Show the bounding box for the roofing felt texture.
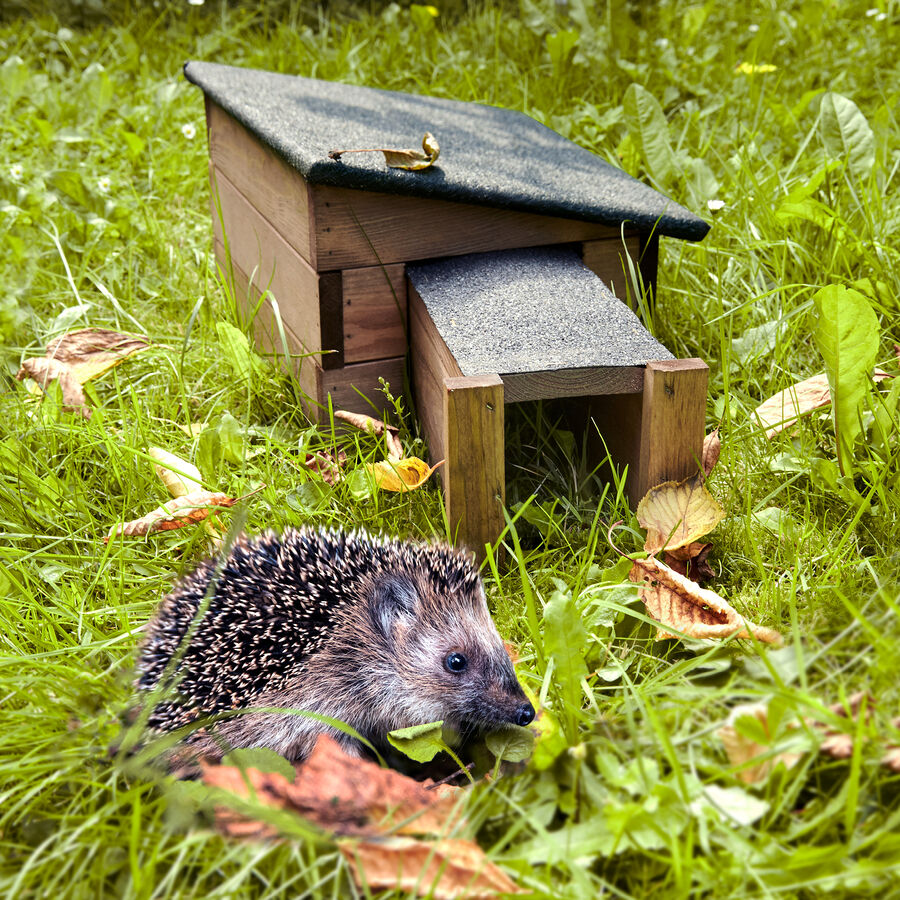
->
[407,247,673,377]
[184,61,709,242]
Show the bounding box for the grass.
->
[2,0,900,897]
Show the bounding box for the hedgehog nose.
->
[514,702,535,727]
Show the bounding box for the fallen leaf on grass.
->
[329,133,440,171]
[104,490,237,542]
[16,357,90,417]
[201,735,463,840]
[335,410,405,461]
[702,428,721,477]
[664,542,715,584]
[45,327,149,381]
[367,457,444,492]
[338,836,523,900]
[305,449,348,485]
[149,447,203,498]
[717,703,803,784]
[637,471,725,555]
[628,554,782,644]
[754,371,890,438]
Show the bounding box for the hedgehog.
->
[136,528,534,762]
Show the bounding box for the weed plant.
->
[1,1,899,897]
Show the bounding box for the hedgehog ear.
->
[371,574,419,639]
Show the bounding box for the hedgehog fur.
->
[136,528,533,762]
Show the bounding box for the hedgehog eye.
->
[444,652,468,673]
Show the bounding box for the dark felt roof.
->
[407,248,673,376]
[184,61,709,242]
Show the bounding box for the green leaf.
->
[387,720,446,763]
[812,285,880,476]
[485,725,535,763]
[622,83,675,185]
[543,589,588,732]
[546,29,579,70]
[216,321,261,382]
[218,412,244,464]
[221,747,296,782]
[818,92,875,179]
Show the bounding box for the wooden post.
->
[443,375,505,560]
[633,358,707,501]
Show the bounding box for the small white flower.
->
[97,176,111,194]
[654,37,669,49]
[865,8,879,16]
[57,27,74,41]
[707,199,726,212]
[188,0,204,5]
[181,122,196,140]
[9,163,23,181]
[748,23,759,32]
[875,11,887,20]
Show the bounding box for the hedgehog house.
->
[185,61,711,554]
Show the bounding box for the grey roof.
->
[184,61,709,242]
[407,247,673,377]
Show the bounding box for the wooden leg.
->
[443,375,505,560]
[633,358,708,501]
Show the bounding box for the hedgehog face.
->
[368,573,534,734]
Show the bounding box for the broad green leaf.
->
[216,321,261,382]
[818,92,875,179]
[543,589,588,727]
[485,725,535,763]
[812,285,879,476]
[546,29,579,70]
[387,720,446,763]
[622,83,675,185]
[218,412,244,464]
[222,747,296,782]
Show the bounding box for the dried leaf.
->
[717,703,802,784]
[334,410,404,461]
[177,422,207,438]
[367,457,444,492]
[105,490,236,542]
[16,357,90,418]
[328,133,440,171]
[702,428,721,477]
[338,836,523,900]
[629,556,782,644]
[637,471,725,555]
[305,449,348,485]
[149,447,203,498]
[664,542,714,584]
[201,735,463,839]
[45,327,149,383]
[754,371,889,438]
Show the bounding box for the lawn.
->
[1,0,899,897]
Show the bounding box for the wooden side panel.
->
[409,283,463,466]
[581,232,642,301]
[216,239,406,419]
[444,375,505,558]
[635,358,708,501]
[502,366,644,403]
[206,100,314,267]
[209,165,334,366]
[342,264,408,364]
[311,184,621,270]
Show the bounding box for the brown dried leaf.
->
[149,447,203,499]
[367,457,444,492]
[664,542,714,584]
[637,471,725,555]
[329,133,440,172]
[105,490,236,542]
[201,735,463,839]
[702,428,721,477]
[334,410,404,461]
[338,836,523,900]
[16,357,90,417]
[45,327,149,383]
[717,703,803,784]
[305,449,348,485]
[754,371,890,438]
[629,556,782,644]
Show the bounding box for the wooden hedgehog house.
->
[185,61,711,554]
